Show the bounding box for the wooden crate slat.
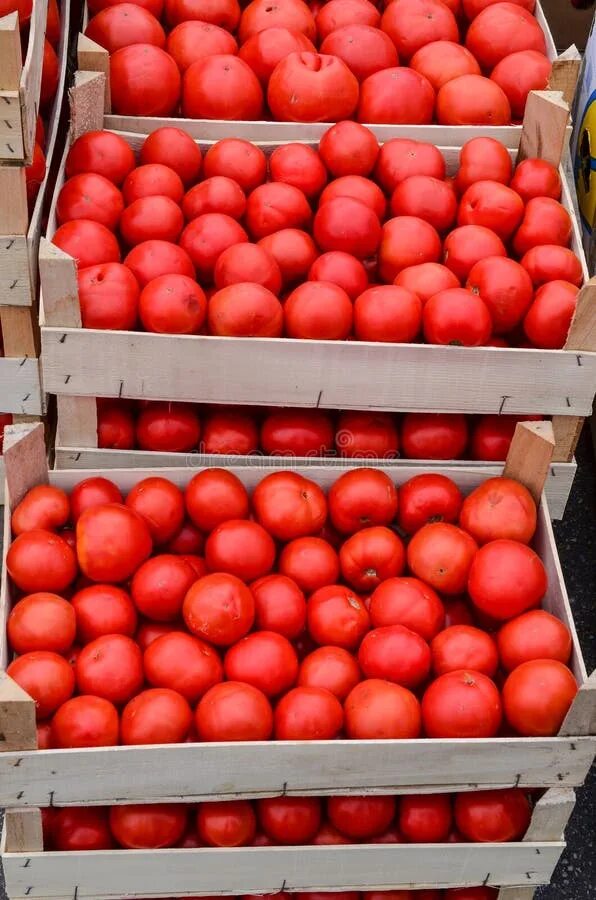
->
[0,357,44,415]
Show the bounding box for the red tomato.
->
[391,176,457,233]
[329,468,398,534]
[437,74,511,125]
[369,577,445,641]
[125,476,185,544]
[375,139,445,193]
[260,409,334,456]
[251,574,306,638]
[410,41,480,91]
[25,141,46,206]
[7,530,77,593]
[520,245,583,287]
[399,794,453,842]
[76,503,152,582]
[203,139,266,192]
[454,788,531,842]
[97,403,135,450]
[197,800,256,847]
[78,262,139,330]
[66,130,135,185]
[502,659,577,735]
[274,686,344,739]
[70,477,122,522]
[468,539,547,620]
[354,285,423,342]
[422,669,502,737]
[466,257,533,335]
[53,219,120,268]
[307,584,370,649]
[138,623,180,653]
[110,804,187,848]
[398,471,464,529]
[395,263,459,304]
[444,891,498,900]
[318,121,379,177]
[321,24,398,82]
[86,4,165,53]
[497,609,572,671]
[180,213,248,280]
[183,573,255,645]
[423,287,493,346]
[214,243,281,294]
[470,414,535,461]
[340,526,405,591]
[514,198,572,257]
[312,824,352,845]
[257,797,321,843]
[285,281,353,340]
[317,173,383,217]
[278,537,340,593]
[466,3,546,70]
[57,174,124,230]
[259,228,318,285]
[239,28,316,86]
[357,67,435,125]
[72,584,137,643]
[183,54,264,119]
[144,630,222,701]
[7,652,75,719]
[431,625,498,677]
[316,0,380,41]
[344,678,421,738]
[239,0,316,42]
[407,522,478,595]
[336,410,399,458]
[209,282,283,337]
[8,592,76,654]
[183,177,246,221]
[196,680,273,740]
[510,159,562,203]
[52,807,114,851]
[121,688,192,744]
[459,181,524,242]
[205,519,274,581]
[120,195,184,246]
[378,217,442,281]
[523,280,579,349]
[456,137,512,194]
[110,45,181,115]
[268,52,359,122]
[459,477,537,545]
[381,0,458,61]
[270,143,327,199]
[75,634,143,704]
[185,469,249,531]
[201,408,259,455]
[309,252,368,301]
[131,555,195,622]
[140,127,202,186]
[2,0,32,26]
[359,624,431,687]
[298,646,361,700]
[253,471,327,541]
[136,403,200,452]
[246,182,311,240]
[40,40,59,107]
[491,50,551,119]
[165,0,240,28]
[224,631,298,697]
[166,520,204,555]
[167,20,238,72]
[443,225,506,282]
[51,695,119,748]
[88,0,164,13]
[328,796,396,839]
[124,240,195,287]
[139,274,206,335]
[443,597,475,627]
[11,485,69,535]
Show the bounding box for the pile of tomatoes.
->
[97,400,542,461]
[83,0,551,125]
[6,467,578,752]
[53,124,583,350]
[42,787,532,850]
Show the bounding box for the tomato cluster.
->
[97,399,542,462]
[7,468,577,749]
[53,125,583,350]
[42,787,532,849]
[83,0,550,125]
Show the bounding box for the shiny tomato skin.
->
[144,630,222,701]
[257,797,322,844]
[110,44,181,115]
[410,41,480,91]
[196,681,273,740]
[466,257,533,335]
[167,20,238,72]
[278,537,340,594]
[121,688,192,744]
[314,196,381,259]
[358,624,431,688]
[369,577,445,641]
[436,74,511,126]
[7,529,77,593]
[70,477,123,522]
[380,0,458,61]
[66,130,135,185]
[253,471,327,541]
[224,631,298,697]
[510,159,561,203]
[339,526,405,592]
[394,263,459,304]
[298,646,361,700]
[397,472,464,531]
[320,24,399,82]
[214,243,281,294]
[182,54,264,120]
[185,469,249,531]
[251,574,307,639]
[520,246,583,288]
[183,177,246,221]
[238,28,316,86]
[318,120,379,177]
[497,609,572,672]
[320,174,386,220]
[468,539,547,620]
[490,50,551,119]
[312,824,352,845]
[431,625,499,677]
[316,0,380,41]
[208,283,283,338]
[7,652,75,719]
[309,252,368,301]
[140,127,202,186]
[422,669,502,737]
[78,262,140,330]
[75,634,143,704]
[71,584,137,643]
[183,573,255,646]
[464,0,535,15]
[52,807,114,851]
[274,686,344,739]
[8,592,76,654]
[259,229,318,285]
[454,788,531,842]
[336,410,399,458]
[357,67,435,125]
[407,523,478,595]
[354,285,423,343]
[443,225,506,282]
[51,695,119,748]
[86,4,166,53]
[246,181,311,240]
[270,143,327,199]
[459,477,537,545]
[470,414,535,462]
[97,403,135,450]
[53,219,121,268]
[328,796,396,839]
[285,281,353,340]
[239,0,316,43]
[523,280,579,349]
[201,408,259,455]
[11,485,69,535]
[399,794,453,842]
[465,3,546,71]
[76,504,152,583]
[502,659,577,736]
[131,554,196,622]
[125,241,194,290]
[205,519,275,581]
[329,468,398,535]
[179,213,248,281]
[203,139,267,193]
[123,164,184,205]
[165,0,240,29]
[268,52,359,123]
[126,476,185,544]
[260,408,334,457]
[391,176,458,233]
[424,287,492,346]
[456,137,512,194]
[378,216,442,282]
[197,800,256,847]
[136,403,200,452]
[458,181,524,242]
[120,195,184,246]
[344,678,422,738]
[139,274,206,335]
[57,173,124,230]
[375,139,445,193]
[513,197,572,257]
[110,804,187,849]
[307,584,370,650]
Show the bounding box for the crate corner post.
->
[3,421,49,509]
[560,669,596,737]
[0,673,37,753]
[76,33,111,113]
[519,89,570,167]
[504,420,555,503]
[0,11,25,163]
[549,45,582,109]
[39,237,81,329]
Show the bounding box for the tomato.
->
[7,652,75,719]
[201,409,259,455]
[11,485,69,535]
[130,555,195,623]
[510,159,562,204]
[328,796,396,839]
[52,807,114,851]
[437,74,511,125]
[279,537,340,593]
[353,285,422,343]
[136,403,200,453]
[466,3,546,70]
[78,262,139,330]
[180,213,248,280]
[359,624,431,687]
[183,54,264,119]
[345,678,421,738]
[464,0,535,15]
[251,574,306,638]
[72,584,137,644]
[410,41,480,91]
[460,477,537,545]
[183,573,255,645]
[468,539,547,620]
[97,403,135,450]
[197,800,256,847]
[121,688,192,744]
[523,280,579,349]
[320,24,398,82]
[312,824,352,845]
[497,609,572,672]
[329,468,398,534]
[307,584,370,649]
[213,244,281,295]
[53,219,120,268]
[66,131,135,185]
[246,182,312,240]
[86,4,165,53]
[120,195,184,246]
[260,409,334,457]
[125,243,194,291]
[431,625,499,678]
[466,257,533,335]
[298,646,361,700]
[8,593,75,654]
[203,140,266,193]
[395,263,459,304]
[144,630,221,701]
[470,414,537,462]
[166,520,205,556]
[357,67,435,125]
[444,225,506,282]
[268,143,327,201]
[398,471,464,532]
[239,0,316,42]
[185,469,249,531]
[376,139,445,194]
[257,797,321,843]
[458,181,524,242]
[316,0,380,41]
[70,477,122,522]
[165,0,240,28]
[110,804,187,849]
[88,0,163,13]
[318,121,379,177]
[423,287,493,346]
[285,281,353,340]
[50,695,119,748]
[124,478,184,548]
[268,52,359,122]
[381,0,458,61]
[224,631,298,697]
[110,44,180,115]
[456,139,512,196]
[138,130,201,189]
[183,177,246,222]
[205,519,275,581]
[454,788,531,842]
[1,0,32,26]
[253,471,327,541]
[7,529,77,593]
[309,252,368,300]
[514,198,572,257]
[25,141,46,207]
[75,634,143,704]
[422,669,502,737]
[340,526,405,592]
[443,597,474,628]
[503,659,577,736]
[399,794,453,842]
[239,28,316,86]
[391,176,457,233]
[167,20,238,72]
[520,245,583,287]
[274,685,344,739]
[491,50,551,119]
[407,523,478,595]
[378,217,442,282]
[196,681,273,740]
[75,503,152,582]
[56,173,124,231]
[369,577,444,641]
[139,274,206,334]
[40,39,59,107]
[336,410,398,458]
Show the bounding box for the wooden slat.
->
[39,239,81,328]
[3,422,48,508]
[548,46,582,109]
[77,34,111,112]
[0,675,37,751]
[0,164,28,234]
[561,671,596,737]
[3,808,43,852]
[55,395,98,446]
[551,416,584,464]
[0,13,24,161]
[504,421,555,503]
[0,356,43,415]
[525,788,576,842]
[0,306,40,358]
[18,0,48,163]
[518,91,570,168]
[70,70,107,140]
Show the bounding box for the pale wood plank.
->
[18,0,48,163]
[0,306,39,358]
[519,91,570,168]
[524,788,576,841]
[503,421,555,503]
[69,70,107,141]
[38,239,81,328]
[3,421,48,508]
[0,674,36,751]
[77,34,111,112]
[548,46,582,109]
[0,234,33,306]
[56,396,98,447]
[3,808,42,852]
[0,13,24,161]
[0,165,28,235]
[560,671,596,737]
[565,277,596,352]
[0,357,43,415]
[497,889,535,900]
[552,416,584,463]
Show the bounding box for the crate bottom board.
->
[53,449,578,520]
[0,841,565,899]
